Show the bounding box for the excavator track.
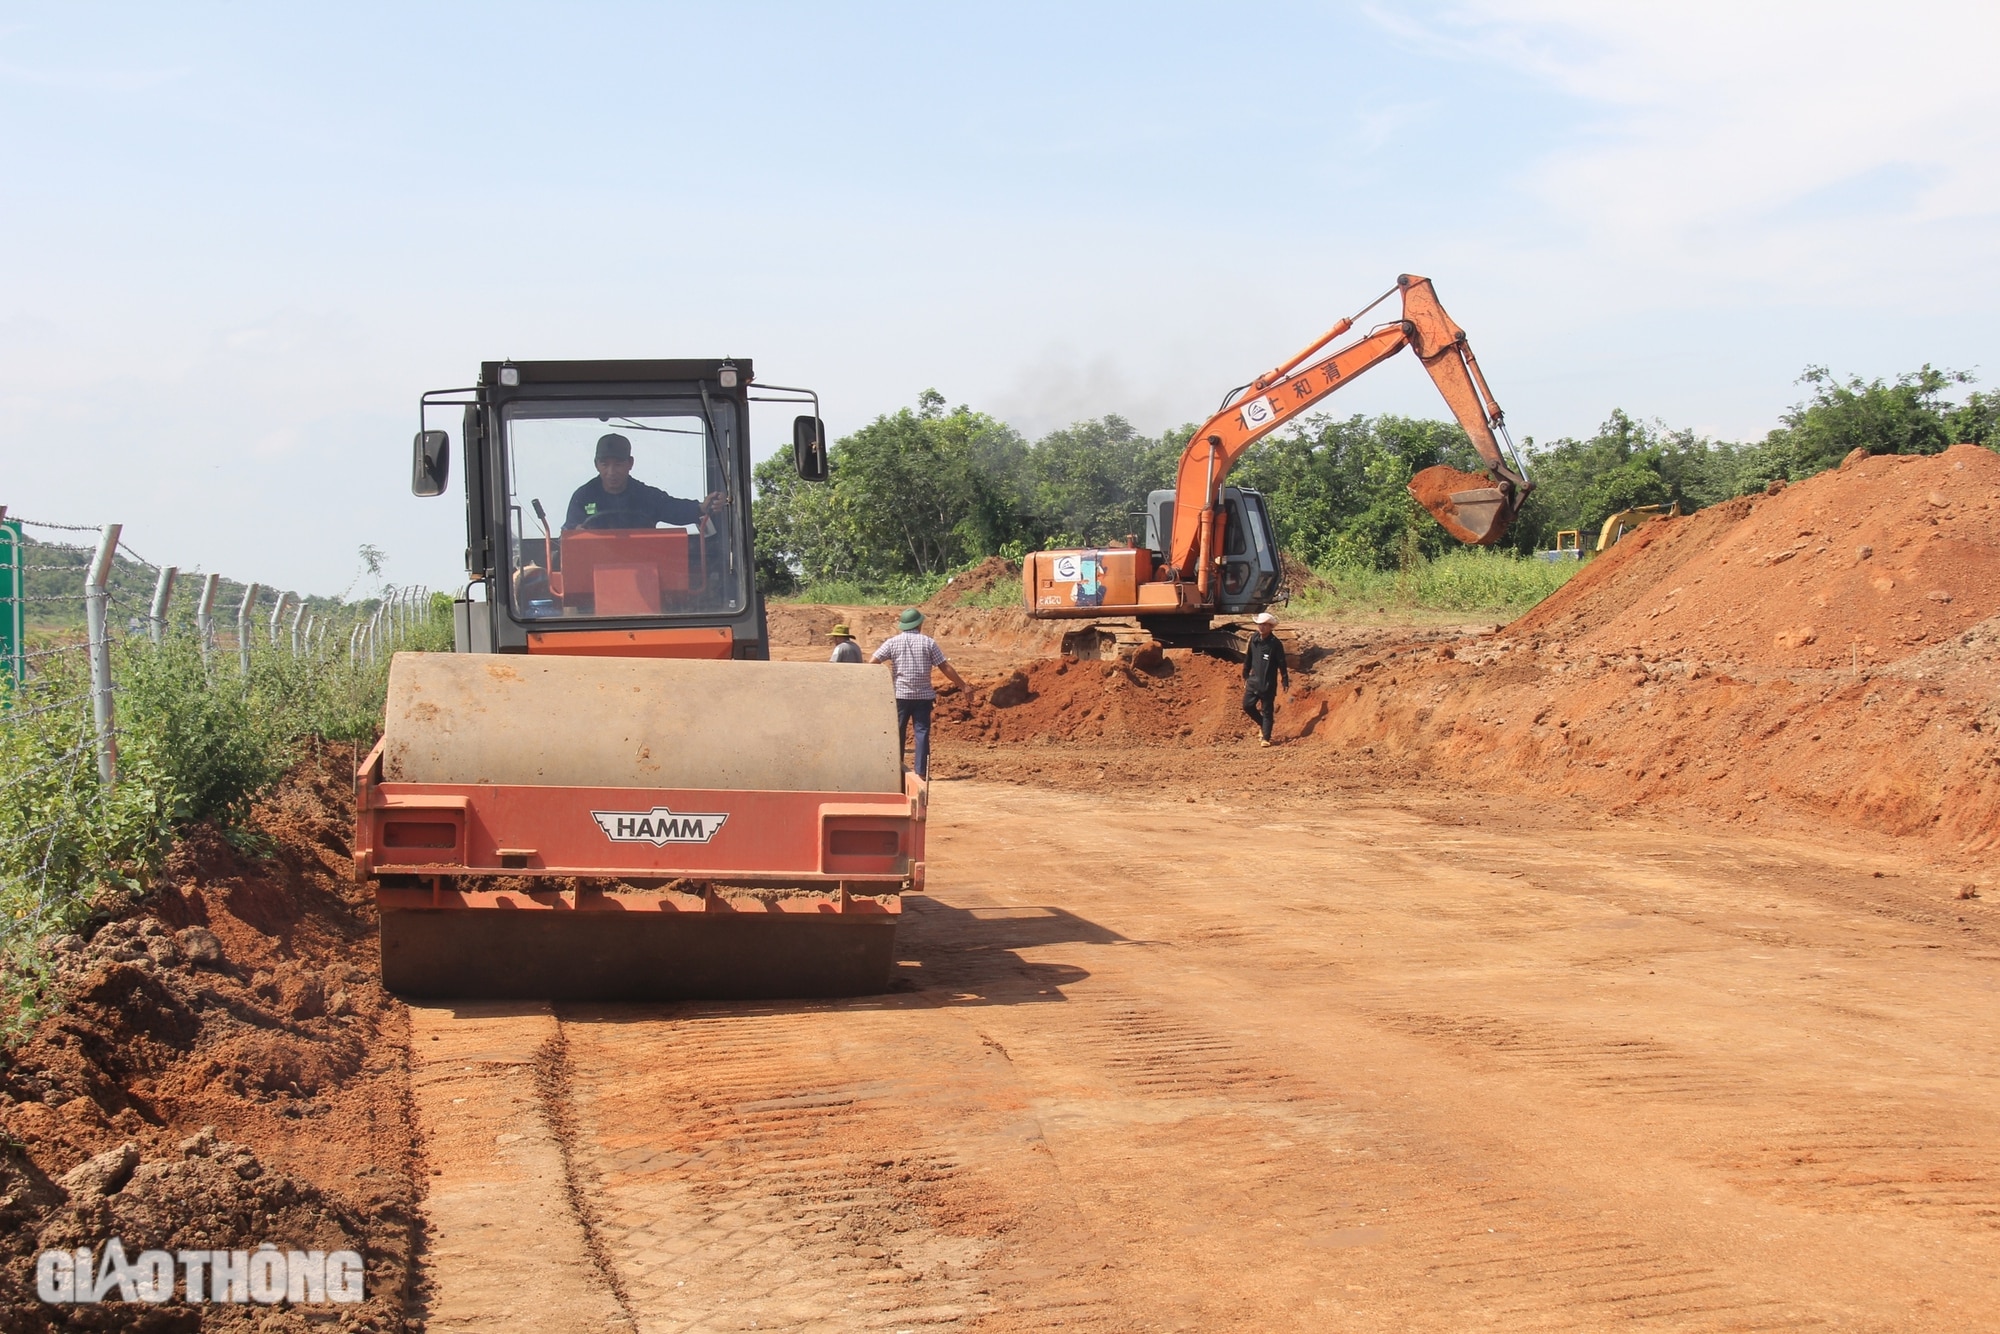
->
[1061,621,1307,666]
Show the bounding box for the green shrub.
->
[0,597,454,1032]
[1289,547,1577,618]
[117,633,289,829]
[772,573,947,606]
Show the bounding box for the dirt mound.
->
[924,557,1021,610]
[764,602,1066,672]
[1515,444,2000,671]
[1288,446,2000,850]
[941,652,1266,750]
[0,749,417,1329]
[933,449,2000,852]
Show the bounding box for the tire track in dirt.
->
[964,971,1804,1333]
[1380,1011,1771,1101]
[1715,1121,2000,1232]
[534,1024,642,1325]
[1377,1007,2000,1235]
[409,782,2000,1330]
[554,1003,1122,1332]
[916,782,2000,1330]
[901,878,1795,1331]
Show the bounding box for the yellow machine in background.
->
[1596,502,1680,552]
[1539,529,1583,562]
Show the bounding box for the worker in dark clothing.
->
[564,432,722,532]
[1241,611,1290,747]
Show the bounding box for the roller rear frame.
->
[356,705,926,1001]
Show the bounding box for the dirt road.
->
[412,779,2000,1332]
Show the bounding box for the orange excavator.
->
[1023,274,1531,656]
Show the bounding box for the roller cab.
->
[380,359,909,1000]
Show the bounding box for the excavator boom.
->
[1165,274,1530,576]
[1023,274,1526,646]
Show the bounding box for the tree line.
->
[753,367,1999,591]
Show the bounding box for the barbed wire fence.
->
[0,504,435,978]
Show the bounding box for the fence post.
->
[238,583,259,677]
[302,611,316,656]
[268,592,290,646]
[195,573,220,664]
[84,524,121,785]
[290,600,306,656]
[148,565,178,644]
[0,506,22,691]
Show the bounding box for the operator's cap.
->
[827,624,853,638]
[1254,612,1276,625]
[595,432,633,462]
[897,607,924,631]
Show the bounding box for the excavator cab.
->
[1142,486,1280,613]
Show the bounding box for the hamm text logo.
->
[591,807,728,845]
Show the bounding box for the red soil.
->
[923,556,1022,610]
[1514,444,2000,669]
[937,447,2000,854]
[764,601,1065,672]
[0,749,418,1331]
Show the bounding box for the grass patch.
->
[953,581,1023,609]
[0,599,452,1035]
[771,572,948,607]
[1288,548,1579,619]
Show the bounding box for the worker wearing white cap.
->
[1241,612,1290,747]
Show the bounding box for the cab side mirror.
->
[412,430,450,496]
[792,415,828,483]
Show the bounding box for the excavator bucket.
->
[356,654,922,1001]
[1409,464,1514,546]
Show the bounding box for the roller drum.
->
[382,652,903,793]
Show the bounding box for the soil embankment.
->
[936,445,2000,852]
[0,751,418,1331]
[766,600,1065,672]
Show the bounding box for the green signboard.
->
[0,517,21,691]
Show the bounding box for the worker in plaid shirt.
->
[871,607,967,779]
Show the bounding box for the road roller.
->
[352,358,923,1000]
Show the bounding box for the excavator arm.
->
[1165,274,1531,579]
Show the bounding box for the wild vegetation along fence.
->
[0,504,442,1021]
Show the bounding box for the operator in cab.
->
[565,432,723,532]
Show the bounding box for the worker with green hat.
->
[870,607,967,779]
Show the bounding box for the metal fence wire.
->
[0,505,430,954]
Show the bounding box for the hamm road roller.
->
[353,359,924,999]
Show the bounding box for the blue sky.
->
[3,2,1995,594]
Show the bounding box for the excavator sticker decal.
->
[1238,396,1275,430]
[591,806,730,845]
[1073,550,1105,607]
